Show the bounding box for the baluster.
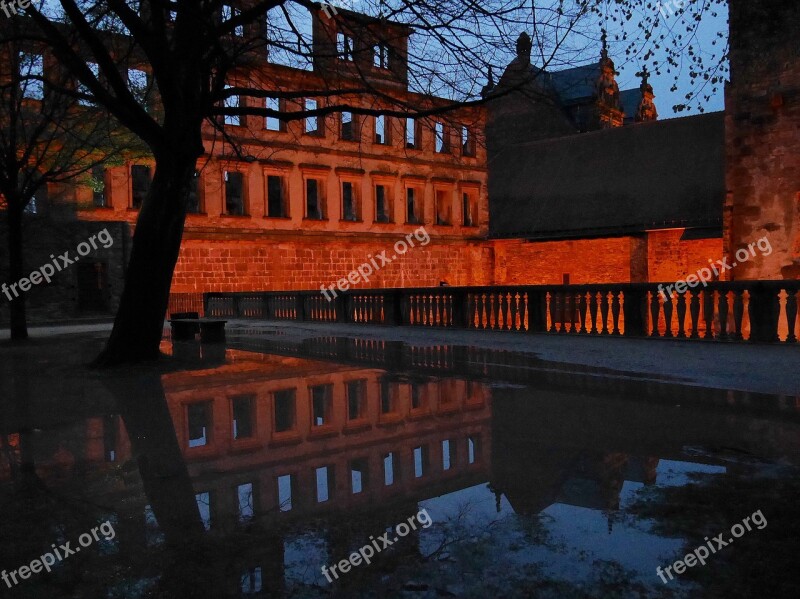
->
[662,292,674,338]
[564,292,574,333]
[600,291,610,334]
[675,292,687,338]
[703,290,715,339]
[611,290,621,335]
[786,287,798,343]
[732,290,744,341]
[650,292,661,337]
[520,292,528,331]
[689,291,700,338]
[547,292,557,333]
[718,291,730,341]
[509,292,519,331]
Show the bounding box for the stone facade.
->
[725,0,800,280]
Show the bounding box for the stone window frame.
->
[458,181,481,228]
[432,179,455,226]
[262,163,291,219]
[220,162,250,217]
[129,162,153,210]
[402,175,426,225]
[300,164,330,221]
[336,167,364,223]
[371,172,396,224]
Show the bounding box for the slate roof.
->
[488,111,725,239]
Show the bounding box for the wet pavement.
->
[0,330,798,598]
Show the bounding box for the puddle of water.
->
[0,334,798,598]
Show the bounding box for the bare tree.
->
[21,0,726,364]
[0,17,139,340]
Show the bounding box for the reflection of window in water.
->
[187,402,211,447]
[316,466,332,502]
[411,382,425,409]
[468,435,481,464]
[414,446,429,478]
[442,439,454,470]
[238,482,254,521]
[240,567,262,594]
[278,474,293,512]
[311,385,332,426]
[274,389,296,432]
[350,458,368,494]
[232,395,255,440]
[384,452,397,486]
[380,378,396,414]
[195,491,212,530]
[347,379,366,420]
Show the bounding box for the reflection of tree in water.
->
[628,468,800,599]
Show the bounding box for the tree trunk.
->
[7,201,28,341]
[94,153,196,366]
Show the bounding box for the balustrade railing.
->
[204,281,800,343]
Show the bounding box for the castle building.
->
[1,0,796,326]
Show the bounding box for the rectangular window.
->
[337,32,354,61]
[468,435,481,464]
[277,474,293,511]
[222,5,244,36]
[346,380,366,420]
[195,491,212,530]
[273,389,296,433]
[374,44,390,69]
[237,483,254,521]
[341,181,358,221]
[461,126,476,156]
[462,191,475,226]
[20,53,44,100]
[187,170,201,213]
[224,85,242,126]
[310,384,332,427]
[315,466,333,502]
[380,379,396,414]
[187,402,212,448]
[374,115,388,145]
[131,165,151,209]
[435,122,449,153]
[91,166,107,208]
[411,382,426,409]
[435,189,451,225]
[305,98,321,136]
[413,446,429,478]
[442,439,455,470]
[224,170,246,215]
[406,118,420,149]
[232,395,255,440]
[266,175,287,217]
[375,184,390,223]
[305,178,324,219]
[265,96,283,131]
[350,458,368,494]
[383,452,398,486]
[341,112,356,141]
[406,187,421,224]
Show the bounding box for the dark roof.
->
[545,64,600,101]
[489,112,725,239]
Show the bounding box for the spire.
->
[480,64,495,98]
[635,67,658,122]
[516,32,532,64]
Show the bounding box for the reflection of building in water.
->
[159,351,491,527]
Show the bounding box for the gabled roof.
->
[489,111,725,239]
